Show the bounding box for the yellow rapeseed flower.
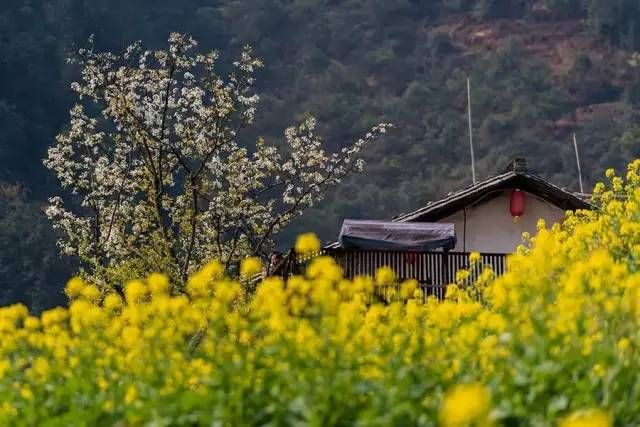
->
[186,261,224,298]
[353,275,373,294]
[375,266,395,286]
[592,363,605,377]
[0,360,10,380]
[605,168,615,179]
[41,307,68,328]
[400,279,418,299]
[187,272,210,298]
[30,357,50,379]
[125,280,147,304]
[124,384,137,404]
[455,269,470,282]
[65,277,85,298]
[81,284,101,302]
[23,316,40,330]
[20,387,34,400]
[103,293,122,311]
[617,337,631,353]
[295,232,321,255]
[147,273,170,295]
[239,330,251,345]
[200,261,225,280]
[98,377,109,391]
[121,326,140,349]
[0,401,16,417]
[439,383,492,427]
[306,256,343,281]
[102,400,114,412]
[240,257,262,278]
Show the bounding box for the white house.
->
[278,158,592,291]
[391,158,591,254]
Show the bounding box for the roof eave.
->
[394,171,593,223]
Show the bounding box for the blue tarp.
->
[339,220,456,251]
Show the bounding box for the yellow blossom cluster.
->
[295,232,321,255]
[3,161,640,425]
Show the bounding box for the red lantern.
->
[510,189,526,220]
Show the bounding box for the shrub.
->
[4,161,640,425]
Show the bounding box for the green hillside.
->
[2,0,640,309]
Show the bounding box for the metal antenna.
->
[572,132,584,194]
[467,78,477,184]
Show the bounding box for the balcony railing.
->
[326,248,506,282]
[275,249,508,300]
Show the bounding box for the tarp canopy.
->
[339,220,456,251]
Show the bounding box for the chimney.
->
[502,158,527,173]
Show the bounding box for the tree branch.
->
[181,176,199,282]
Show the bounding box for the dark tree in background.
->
[0,184,73,312]
[2,0,640,310]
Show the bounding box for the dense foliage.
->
[3,0,640,308]
[2,160,640,425]
[0,184,72,312]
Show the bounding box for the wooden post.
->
[467,78,477,185]
[572,132,584,194]
[441,250,449,299]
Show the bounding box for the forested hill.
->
[3,0,640,309]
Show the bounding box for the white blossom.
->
[45,33,391,286]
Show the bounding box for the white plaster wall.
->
[439,191,566,253]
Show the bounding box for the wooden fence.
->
[272,249,508,299]
[325,249,506,282]
[309,249,508,299]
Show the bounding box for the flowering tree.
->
[44,33,390,287]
